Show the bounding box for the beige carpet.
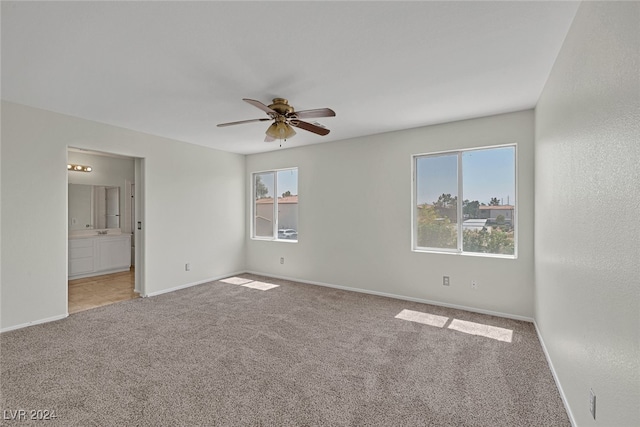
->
[1,274,569,426]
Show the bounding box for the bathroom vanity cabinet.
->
[69,234,131,279]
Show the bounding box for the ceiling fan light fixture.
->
[266,122,296,140]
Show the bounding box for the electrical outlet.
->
[443,276,450,286]
[280,257,284,265]
[185,263,190,271]
[589,389,596,420]
[471,280,478,290]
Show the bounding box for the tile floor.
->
[68,268,139,314]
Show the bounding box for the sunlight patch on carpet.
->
[242,281,280,291]
[220,277,254,285]
[448,319,513,343]
[395,309,449,328]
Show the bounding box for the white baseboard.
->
[1,313,68,333]
[534,320,577,427]
[245,270,534,323]
[143,271,246,298]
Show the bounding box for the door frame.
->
[66,148,146,302]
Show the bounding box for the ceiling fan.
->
[217,98,336,143]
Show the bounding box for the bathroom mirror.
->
[69,184,120,230]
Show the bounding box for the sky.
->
[277,169,298,195]
[416,146,515,206]
[255,168,298,198]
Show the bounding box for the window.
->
[413,145,516,256]
[253,168,298,241]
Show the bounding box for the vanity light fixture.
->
[67,164,92,172]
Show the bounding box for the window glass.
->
[276,169,298,240]
[254,172,274,238]
[462,147,515,255]
[414,145,516,256]
[415,154,458,249]
[253,168,298,241]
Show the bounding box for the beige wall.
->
[254,201,298,236]
[255,201,274,237]
[535,2,640,425]
[277,203,298,231]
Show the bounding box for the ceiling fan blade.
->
[243,98,277,115]
[217,118,271,127]
[290,120,330,136]
[292,108,336,119]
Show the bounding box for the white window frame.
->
[251,167,298,242]
[411,144,517,259]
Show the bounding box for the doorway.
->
[67,148,145,312]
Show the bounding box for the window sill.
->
[412,248,516,260]
[251,237,298,243]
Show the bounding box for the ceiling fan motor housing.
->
[268,98,294,116]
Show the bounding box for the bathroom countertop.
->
[69,231,127,239]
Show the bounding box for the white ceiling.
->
[1,1,580,155]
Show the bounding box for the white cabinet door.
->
[70,257,95,275]
[95,235,131,272]
[69,238,94,276]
